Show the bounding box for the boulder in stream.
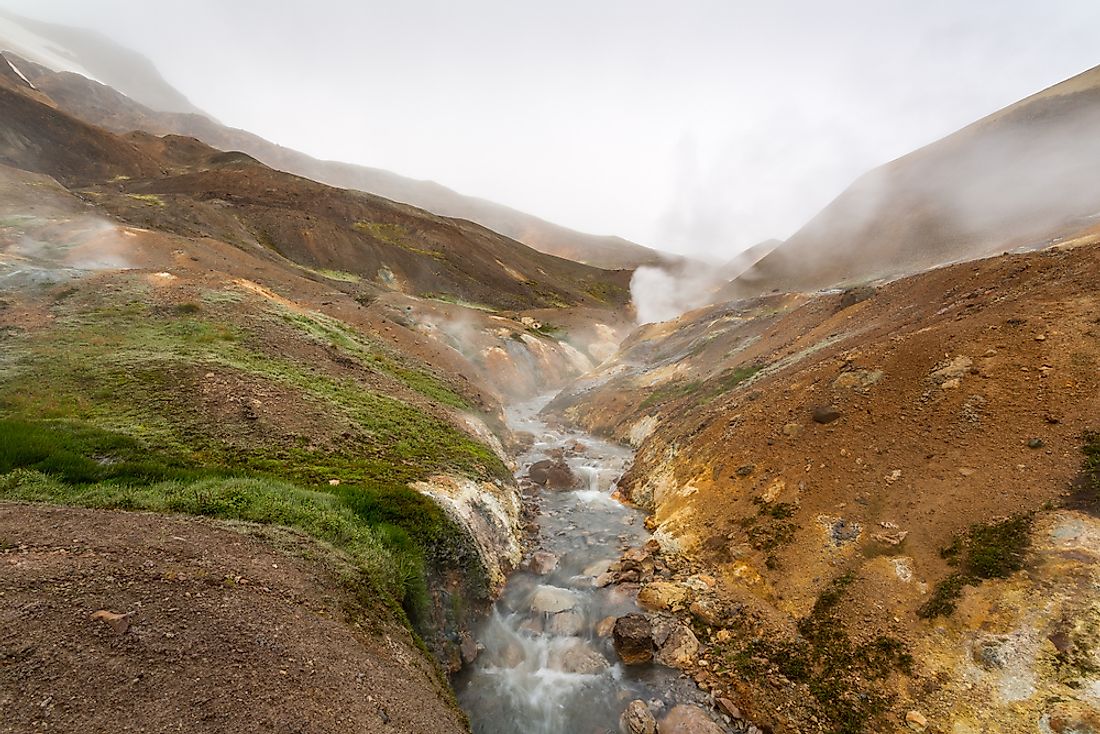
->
[550,639,609,674]
[619,699,657,734]
[530,585,578,614]
[612,613,655,665]
[525,550,559,575]
[528,458,580,490]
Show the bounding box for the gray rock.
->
[655,623,700,668]
[548,610,585,636]
[550,640,609,674]
[530,585,578,614]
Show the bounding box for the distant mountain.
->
[0,62,631,312]
[0,13,669,271]
[728,64,1100,296]
[0,10,204,115]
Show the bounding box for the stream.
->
[455,394,693,734]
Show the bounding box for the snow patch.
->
[3,54,35,89]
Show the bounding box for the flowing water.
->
[456,394,691,734]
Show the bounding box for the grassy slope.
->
[0,277,508,625]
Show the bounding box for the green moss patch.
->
[717,573,912,734]
[919,514,1033,618]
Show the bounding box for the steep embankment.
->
[0,504,468,734]
[728,64,1100,297]
[550,239,1100,733]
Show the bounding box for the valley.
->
[1,11,1099,734]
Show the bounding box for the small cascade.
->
[455,394,691,733]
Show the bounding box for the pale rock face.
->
[412,474,521,593]
[628,415,660,447]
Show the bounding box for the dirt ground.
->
[0,503,468,734]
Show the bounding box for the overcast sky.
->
[4,1,1099,257]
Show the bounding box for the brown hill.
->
[729,64,1100,296]
[0,72,631,312]
[548,234,1100,733]
[0,44,668,270]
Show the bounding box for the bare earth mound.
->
[0,504,467,734]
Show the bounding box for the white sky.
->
[5,1,1099,256]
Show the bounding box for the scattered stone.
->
[717,698,742,720]
[327,478,341,486]
[612,613,655,665]
[459,634,480,664]
[530,585,578,614]
[1027,437,1045,449]
[637,581,690,611]
[958,467,976,476]
[658,704,726,734]
[735,464,755,478]
[811,405,842,424]
[595,615,617,637]
[782,422,802,437]
[905,710,929,731]
[872,527,908,547]
[90,610,132,635]
[526,551,559,575]
[689,598,722,627]
[619,699,657,734]
[930,355,973,383]
[655,624,700,668]
[885,469,903,484]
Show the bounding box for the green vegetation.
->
[0,282,507,627]
[353,221,444,259]
[584,280,629,305]
[640,364,764,409]
[1067,431,1100,513]
[718,573,912,734]
[418,292,499,313]
[919,514,1033,618]
[639,380,702,409]
[528,322,563,338]
[275,306,472,409]
[739,497,797,569]
[125,193,165,207]
[298,266,362,283]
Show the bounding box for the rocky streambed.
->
[455,395,755,734]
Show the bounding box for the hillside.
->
[548,234,1100,732]
[0,51,634,702]
[728,64,1100,296]
[0,69,631,312]
[0,22,668,270]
